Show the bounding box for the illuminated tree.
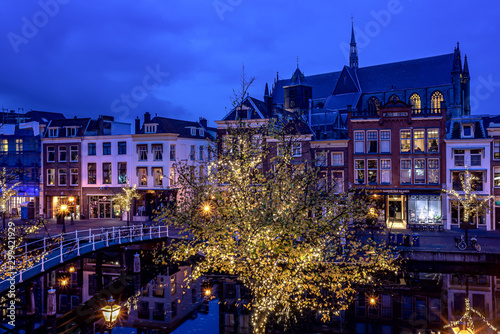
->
[156,121,399,333]
[0,168,20,230]
[113,182,141,226]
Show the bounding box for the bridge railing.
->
[0,224,169,288]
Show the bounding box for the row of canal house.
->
[40,112,215,220]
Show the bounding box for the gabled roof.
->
[222,96,284,121]
[44,118,90,138]
[142,117,215,140]
[447,116,488,140]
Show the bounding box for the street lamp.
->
[59,204,68,233]
[68,197,75,225]
[101,297,121,333]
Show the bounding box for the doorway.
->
[388,195,406,228]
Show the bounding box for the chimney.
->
[144,112,151,124]
[199,117,207,128]
[97,116,104,136]
[135,117,141,134]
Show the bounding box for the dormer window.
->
[48,128,59,137]
[190,128,196,136]
[462,124,473,138]
[66,127,77,137]
[199,128,204,137]
[145,124,157,134]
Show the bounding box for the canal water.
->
[2,246,500,334]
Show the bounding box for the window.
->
[70,168,78,186]
[332,152,343,166]
[102,163,112,184]
[199,146,204,160]
[495,167,500,187]
[47,146,55,162]
[170,144,176,161]
[118,142,126,155]
[59,146,67,162]
[58,169,67,186]
[199,128,204,137]
[354,160,365,185]
[367,160,378,184]
[137,144,148,161]
[47,169,55,186]
[409,93,421,113]
[48,128,58,137]
[152,144,163,161]
[103,142,111,155]
[454,150,465,166]
[190,128,196,136]
[471,149,481,166]
[367,131,378,153]
[0,139,7,152]
[169,167,175,186]
[316,151,327,167]
[292,143,302,157]
[452,172,482,192]
[380,130,391,153]
[70,146,78,162]
[118,162,127,184]
[367,96,380,112]
[190,145,195,160]
[15,139,22,152]
[494,141,500,159]
[413,130,425,152]
[401,159,411,184]
[427,129,439,152]
[400,130,411,153]
[145,125,156,133]
[388,94,400,102]
[354,131,364,154]
[471,172,483,191]
[381,159,391,184]
[414,159,425,184]
[137,167,147,186]
[153,167,163,186]
[66,127,76,137]
[88,143,96,156]
[463,124,473,138]
[431,91,443,111]
[88,163,96,184]
[332,171,343,193]
[428,159,439,185]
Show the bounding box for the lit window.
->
[47,146,55,162]
[15,139,22,152]
[400,159,411,184]
[118,162,127,184]
[47,169,55,186]
[367,160,378,184]
[103,142,111,155]
[88,143,96,156]
[292,143,302,157]
[137,144,148,161]
[414,159,425,184]
[58,169,66,186]
[354,131,365,154]
[137,167,148,186]
[431,91,443,111]
[367,131,378,153]
[427,129,439,152]
[471,149,482,166]
[102,163,111,184]
[494,167,500,187]
[413,130,425,153]
[354,160,365,185]
[70,146,78,162]
[0,139,7,152]
[152,144,163,161]
[454,150,465,167]
[316,151,327,167]
[494,141,500,159]
[380,130,391,153]
[153,167,163,186]
[332,152,343,166]
[380,159,391,184]
[367,96,379,112]
[88,163,96,184]
[428,159,439,185]
[59,146,67,162]
[409,93,421,113]
[70,168,78,186]
[169,167,175,186]
[190,145,195,160]
[400,130,411,153]
[170,144,176,161]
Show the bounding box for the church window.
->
[388,94,400,102]
[409,93,421,113]
[367,97,380,112]
[431,91,443,111]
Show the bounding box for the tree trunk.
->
[251,306,270,334]
[127,211,130,227]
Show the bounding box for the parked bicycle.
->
[454,234,480,251]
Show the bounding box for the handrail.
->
[0,223,170,290]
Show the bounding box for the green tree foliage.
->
[156,122,399,333]
[114,182,141,226]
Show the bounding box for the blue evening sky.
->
[1,0,499,127]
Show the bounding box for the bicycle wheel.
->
[475,243,481,252]
[458,241,467,251]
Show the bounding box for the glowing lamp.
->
[204,289,211,296]
[101,298,121,328]
[60,205,68,211]
[204,205,210,212]
[68,197,75,203]
[60,279,68,286]
[68,266,75,273]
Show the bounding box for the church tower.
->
[284,62,312,111]
[349,21,359,69]
[451,43,463,118]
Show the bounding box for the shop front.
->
[88,195,120,219]
[408,195,442,225]
[45,195,81,219]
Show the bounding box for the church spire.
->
[349,17,358,69]
[452,42,462,73]
[264,83,269,97]
[463,54,470,78]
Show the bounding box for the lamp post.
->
[59,204,68,233]
[68,197,75,225]
[101,297,121,333]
